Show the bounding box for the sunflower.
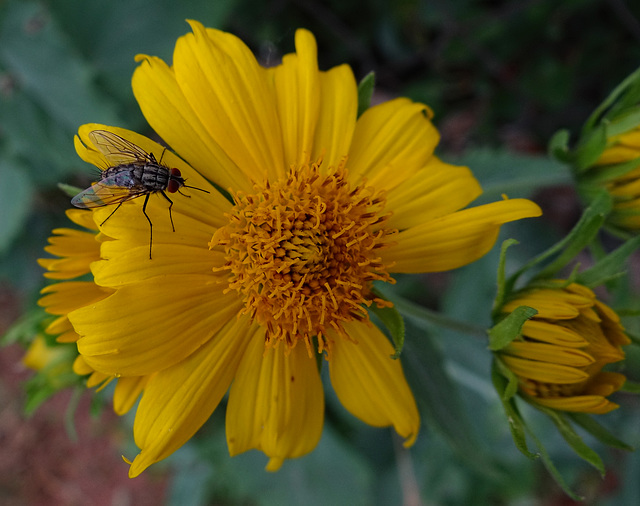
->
[43,22,542,477]
[497,281,630,414]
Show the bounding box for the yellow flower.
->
[49,22,541,477]
[37,209,148,414]
[588,126,640,231]
[498,281,630,414]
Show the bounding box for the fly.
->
[71,130,210,259]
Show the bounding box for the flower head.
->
[585,126,640,231]
[497,281,630,414]
[43,22,541,476]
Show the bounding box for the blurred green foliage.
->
[2,0,640,504]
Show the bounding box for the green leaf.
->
[446,149,572,202]
[380,289,487,338]
[487,306,538,351]
[58,182,84,198]
[0,157,34,254]
[357,72,375,117]
[0,1,123,130]
[369,287,405,358]
[403,321,499,477]
[577,235,640,287]
[490,362,536,458]
[537,406,605,475]
[1,309,47,346]
[568,413,634,451]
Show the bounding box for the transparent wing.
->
[71,179,147,208]
[89,130,155,166]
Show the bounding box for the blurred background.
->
[1,0,640,504]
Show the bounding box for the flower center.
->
[211,159,395,355]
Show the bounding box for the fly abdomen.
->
[140,163,171,191]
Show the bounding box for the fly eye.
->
[170,168,182,177]
[167,179,181,193]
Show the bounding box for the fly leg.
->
[101,202,124,226]
[141,193,153,259]
[159,191,176,232]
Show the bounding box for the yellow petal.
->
[73,355,93,375]
[521,320,588,347]
[501,355,589,383]
[132,55,252,193]
[503,342,595,367]
[91,244,225,287]
[113,376,149,415]
[128,316,256,477]
[173,21,284,181]
[273,29,320,168]
[383,198,542,273]
[348,98,438,190]
[532,395,619,415]
[71,275,243,376]
[596,146,640,165]
[66,208,99,230]
[385,157,482,230]
[226,335,325,464]
[312,64,357,168]
[329,322,419,447]
[38,281,113,315]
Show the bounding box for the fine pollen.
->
[210,159,396,356]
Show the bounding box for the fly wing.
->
[71,178,147,208]
[89,130,155,166]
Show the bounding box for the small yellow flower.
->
[43,22,541,477]
[587,126,640,231]
[498,281,630,414]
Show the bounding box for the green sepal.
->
[605,104,640,137]
[58,182,83,198]
[548,129,572,163]
[577,235,640,288]
[568,412,634,451]
[535,405,605,476]
[488,306,538,351]
[490,360,536,458]
[492,356,520,401]
[357,72,375,118]
[574,123,608,172]
[491,238,519,318]
[621,379,640,393]
[578,156,640,187]
[512,190,612,282]
[520,420,584,501]
[369,287,405,358]
[583,65,640,132]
